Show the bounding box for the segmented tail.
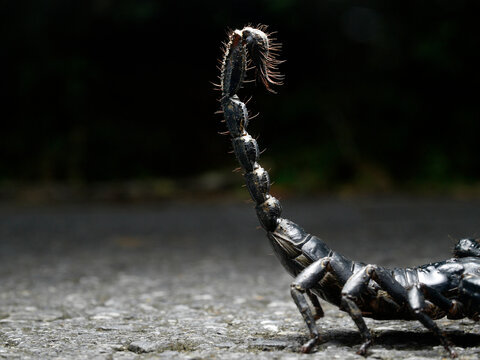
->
[218,25,283,231]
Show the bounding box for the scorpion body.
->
[217,25,480,358]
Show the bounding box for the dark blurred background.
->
[2,0,480,201]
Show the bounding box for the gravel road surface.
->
[1,197,480,359]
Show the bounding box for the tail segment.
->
[219,26,283,231]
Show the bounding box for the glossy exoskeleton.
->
[217,25,480,358]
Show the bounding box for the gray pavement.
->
[1,197,480,359]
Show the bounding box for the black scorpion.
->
[216,25,480,358]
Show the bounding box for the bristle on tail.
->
[241,26,284,92]
[219,25,283,98]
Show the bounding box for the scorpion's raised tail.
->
[218,27,327,353]
[219,26,284,232]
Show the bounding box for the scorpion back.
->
[217,25,480,358]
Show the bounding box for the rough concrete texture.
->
[1,197,480,359]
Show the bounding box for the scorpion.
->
[216,25,480,358]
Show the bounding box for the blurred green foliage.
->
[2,1,480,193]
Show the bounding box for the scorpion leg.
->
[340,267,376,355]
[459,274,480,320]
[290,257,331,353]
[307,289,324,319]
[342,265,457,357]
[408,285,457,358]
[418,283,465,320]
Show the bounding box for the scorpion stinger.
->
[218,25,480,358]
